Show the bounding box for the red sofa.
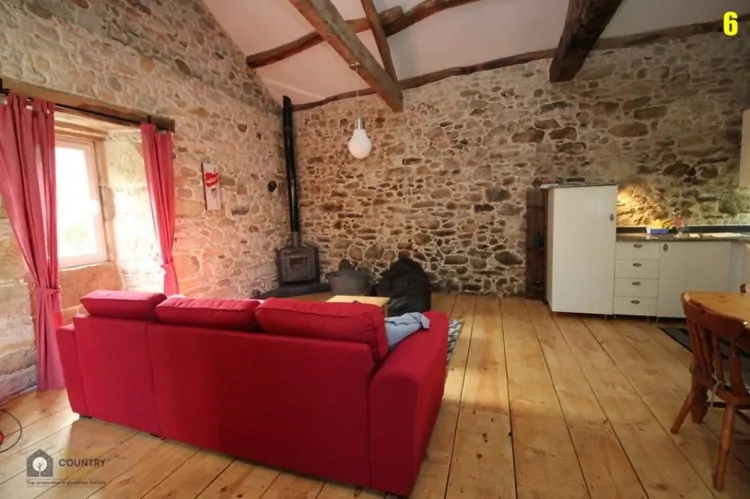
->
[57,291,448,496]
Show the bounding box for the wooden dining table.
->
[683,291,750,422]
[688,291,750,325]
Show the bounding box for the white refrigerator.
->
[546,184,617,315]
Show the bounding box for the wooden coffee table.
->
[327,295,389,316]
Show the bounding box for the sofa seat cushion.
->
[155,297,261,331]
[81,290,167,321]
[255,298,389,361]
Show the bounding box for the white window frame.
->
[55,138,108,269]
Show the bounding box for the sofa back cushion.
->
[155,297,261,331]
[255,298,389,361]
[81,290,166,321]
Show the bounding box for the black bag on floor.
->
[375,256,431,316]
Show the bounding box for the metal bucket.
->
[326,269,370,296]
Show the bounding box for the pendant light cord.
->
[351,62,361,119]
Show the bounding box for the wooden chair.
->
[671,293,750,490]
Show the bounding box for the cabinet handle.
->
[609,214,614,222]
[634,243,642,248]
[631,300,640,305]
[632,281,641,286]
[632,262,642,267]
[663,243,669,251]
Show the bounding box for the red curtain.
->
[140,123,179,295]
[0,94,64,390]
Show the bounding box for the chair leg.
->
[714,404,737,491]
[690,385,708,424]
[671,392,692,434]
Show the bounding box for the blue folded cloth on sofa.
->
[384,312,430,349]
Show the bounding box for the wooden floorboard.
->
[566,316,714,499]
[526,301,647,499]
[412,293,469,499]
[501,298,587,499]
[2,294,750,499]
[446,296,515,499]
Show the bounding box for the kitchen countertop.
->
[616,233,750,243]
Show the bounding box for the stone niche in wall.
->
[104,131,162,292]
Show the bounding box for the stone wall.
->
[0,199,35,401]
[0,0,287,400]
[295,29,750,295]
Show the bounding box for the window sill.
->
[60,260,111,272]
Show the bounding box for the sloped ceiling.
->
[204,0,750,105]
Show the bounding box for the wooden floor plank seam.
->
[44,433,170,498]
[580,318,733,499]
[191,458,239,498]
[542,310,650,498]
[441,295,476,499]
[0,397,73,441]
[140,446,234,499]
[497,298,519,499]
[523,301,594,499]
[551,313,694,499]
[0,420,108,487]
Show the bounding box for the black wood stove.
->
[275,96,320,286]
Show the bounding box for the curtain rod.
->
[0,85,172,132]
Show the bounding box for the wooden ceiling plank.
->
[383,0,479,35]
[549,0,624,83]
[288,0,403,112]
[360,0,397,80]
[246,6,403,68]
[247,0,478,69]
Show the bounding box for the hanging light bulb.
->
[348,118,371,159]
[348,63,371,159]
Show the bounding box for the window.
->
[55,139,107,268]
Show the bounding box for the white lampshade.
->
[348,118,371,159]
[741,109,750,187]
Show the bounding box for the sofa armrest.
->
[369,311,448,496]
[56,323,89,416]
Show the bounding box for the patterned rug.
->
[447,320,462,365]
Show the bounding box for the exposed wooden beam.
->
[288,0,403,112]
[549,0,624,83]
[1,77,175,131]
[247,0,477,69]
[383,0,479,35]
[294,15,747,112]
[595,12,750,50]
[361,0,397,80]
[246,6,403,68]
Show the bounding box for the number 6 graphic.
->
[724,11,739,37]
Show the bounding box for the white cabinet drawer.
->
[616,241,661,260]
[614,297,657,317]
[615,259,660,279]
[614,278,658,298]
